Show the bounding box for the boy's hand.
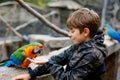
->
[11,73,31,80]
[26,58,47,65]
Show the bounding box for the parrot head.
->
[104,24,109,32]
[32,45,44,54]
[104,24,113,31]
[104,24,113,34]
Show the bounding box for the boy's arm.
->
[28,54,91,80]
[48,44,75,65]
[27,53,86,80]
[11,73,31,80]
[48,53,105,80]
[28,45,75,78]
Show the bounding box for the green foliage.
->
[24,0,51,7]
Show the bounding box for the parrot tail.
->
[115,37,120,43]
[0,61,15,67]
[118,38,120,43]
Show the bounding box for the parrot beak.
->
[33,46,43,54]
[39,45,44,49]
[104,27,108,31]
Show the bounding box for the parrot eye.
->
[38,49,43,54]
[36,49,43,55]
[33,49,43,54]
[33,46,43,54]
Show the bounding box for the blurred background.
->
[0,0,120,37]
[0,0,120,80]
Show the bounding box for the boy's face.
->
[68,27,90,45]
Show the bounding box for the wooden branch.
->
[0,1,16,6]
[0,15,30,43]
[44,11,58,17]
[16,0,68,36]
[0,15,22,38]
[15,11,58,31]
[15,18,38,30]
[100,0,108,30]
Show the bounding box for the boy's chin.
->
[73,42,80,45]
[73,41,83,45]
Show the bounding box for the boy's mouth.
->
[71,38,75,41]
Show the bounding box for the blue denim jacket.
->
[28,31,108,80]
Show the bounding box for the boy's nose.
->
[68,32,71,37]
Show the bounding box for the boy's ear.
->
[83,28,90,37]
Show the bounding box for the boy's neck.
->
[84,37,92,42]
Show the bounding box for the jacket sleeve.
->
[28,45,75,78]
[29,49,104,80]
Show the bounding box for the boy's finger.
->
[26,58,34,62]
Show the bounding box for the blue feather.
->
[0,61,15,67]
[104,24,120,43]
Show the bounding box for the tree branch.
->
[15,18,38,30]
[0,15,30,43]
[16,0,68,36]
[100,0,108,30]
[15,11,58,31]
[0,15,22,38]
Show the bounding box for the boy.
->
[12,8,107,80]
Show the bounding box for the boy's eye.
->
[69,30,74,33]
[71,30,75,33]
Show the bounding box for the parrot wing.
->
[107,29,120,43]
[10,51,26,66]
